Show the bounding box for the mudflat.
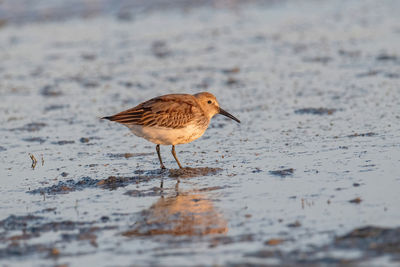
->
[1,0,399,266]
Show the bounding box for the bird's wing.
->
[103,94,200,129]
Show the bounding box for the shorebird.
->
[102,92,240,169]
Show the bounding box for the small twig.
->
[29,153,37,170]
[41,154,44,166]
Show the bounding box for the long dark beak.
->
[219,108,240,123]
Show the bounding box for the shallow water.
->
[1,0,400,266]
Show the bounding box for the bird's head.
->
[194,92,240,123]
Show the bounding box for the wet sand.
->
[1,0,400,266]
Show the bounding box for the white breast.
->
[126,123,209,145]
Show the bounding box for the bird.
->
[102,92,240,169]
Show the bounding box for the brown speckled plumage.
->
[103,94,203,129]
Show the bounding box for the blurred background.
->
[0,0,266,24]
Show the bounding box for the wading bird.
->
[102,92,240,169]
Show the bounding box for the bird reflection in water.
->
[122,182,228,236]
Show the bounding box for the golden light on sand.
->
[123,192,228,236]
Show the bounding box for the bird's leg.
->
[156,144,166,170]
[171,145,183,169]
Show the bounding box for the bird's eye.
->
[207,100,212,104]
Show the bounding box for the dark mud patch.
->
[40,85,62,97]
[287,221,301,228]
[0,243,55,259]
[347,132,377,138]
[244,249,284,260]
[349,197,362,204]
[384,72,400,79]
[28,177,99,195]
[0,146,7,152]
[197,185,231,192]
[357,70,400,79]
[58,225,117,248]
[0,215,114,259]
[209,234,255,248]
[81,53,97,61]
[11,122,47,132]
[107,152,153,159]
[96,175,143,190]
[242,249,359,265]
[25,168,223,196]
[151,40,171,58]
[269,168,294,177]
[295,107,337,115]
[51,140,75,145]
[0,215,91,233]
[376,54,398,61]
[79,136,102,143]
[302,56,333,64]
[80,79,100,88]
[80,137,90,143]
[28,173,168,195]
[36,207,57,214]
[27,176,146,195]
[221,67,240,74]
[338,49,361,58]
[264,238,286,246]
[335,226,400,256]
[357,70,381,77]
[0,215,43,231]
[225,77,243,87]
[244,226,400,265]
[44,104,69,112]
[168,167,222,178]
[22,137,47,143]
